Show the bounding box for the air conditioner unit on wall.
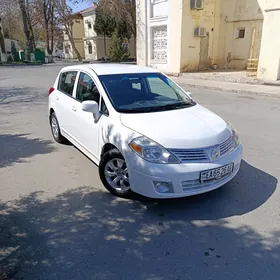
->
[194,27,206,37]
[191,0,204,10]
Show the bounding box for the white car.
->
[48,64,243,199]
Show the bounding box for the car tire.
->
[99,149,132,198]
[50,112,66,144]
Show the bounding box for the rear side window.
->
[58,71,78,96]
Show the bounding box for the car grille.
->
[220,136,234,156]
[169,137,234,163]
[169,148,209,163]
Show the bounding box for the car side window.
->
[58,71,78,96]
[76,72,100,104]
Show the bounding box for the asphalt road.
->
[0,64,279,280]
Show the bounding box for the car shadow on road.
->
[0,160,278,279]
[136,160,278,220]
[0,134,55,169]
[0,87,47,107]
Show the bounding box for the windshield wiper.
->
[120,102,195,113]
[150,102,194,111]
[120,107,154,113]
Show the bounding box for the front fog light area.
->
[153,181,174,193]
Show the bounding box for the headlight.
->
[129,136,179,164]
[228,123,240,148]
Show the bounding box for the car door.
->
[70,71,107,161]
[54,70,78,136]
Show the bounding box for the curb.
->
[179,74,264,85]
[263,82,280,87]
[178,82,280,98]
[0,63,44,67]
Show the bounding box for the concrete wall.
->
[136,0,148,66]
[257,0,280,81]
[3,38,19,53]
[181,0,217,72]
[218,0,263,70]
[137,0,265,73]
[168,0,183,73]
[137,0,183,74]
[180,0,263,71]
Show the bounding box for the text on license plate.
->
[200,163,234,182]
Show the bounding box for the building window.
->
[151,25,167,61]
[150,0,168,19]
[191,0,204,10]
[88,42,92,54]
[122,43,129,50]
[237,28,245,39]
[88,22,92,29]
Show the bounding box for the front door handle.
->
[72,106,77,112]
[56,96,59,100]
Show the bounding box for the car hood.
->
[120,105,232,149]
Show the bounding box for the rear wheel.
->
[99,149,132,198]
[50,112,66,144]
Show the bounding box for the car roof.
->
[61,63,160,76]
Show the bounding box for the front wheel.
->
[99,149,132,198]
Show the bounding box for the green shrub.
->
[109,31,130,62]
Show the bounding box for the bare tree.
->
[42,0,55,62]
[97,0,136,55]
[98,0,136,38]
[0,0,26,47]
[55,0,86,61]
[0,16,6,53]
[18,0,36,58]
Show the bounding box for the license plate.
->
[200,163,234,183]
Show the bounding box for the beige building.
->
[63,11,85,59]
[136,0,280,81]
[64,4,136,61]
[81,5,110,60]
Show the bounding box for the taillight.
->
[49,87,55,95]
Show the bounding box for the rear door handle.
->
[72,106,77,112]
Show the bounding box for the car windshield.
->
[99,73,196,113]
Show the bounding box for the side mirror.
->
[81,101,100,121]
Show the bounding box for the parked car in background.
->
[54,49,65,59]
[48,64,243,198]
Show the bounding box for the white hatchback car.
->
[48,64,243,198]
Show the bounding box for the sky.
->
[68,1,93,13]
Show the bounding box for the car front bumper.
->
[127,144,243,199]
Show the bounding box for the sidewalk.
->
[172,73,280,97]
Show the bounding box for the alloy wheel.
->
[104,158,130,192]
